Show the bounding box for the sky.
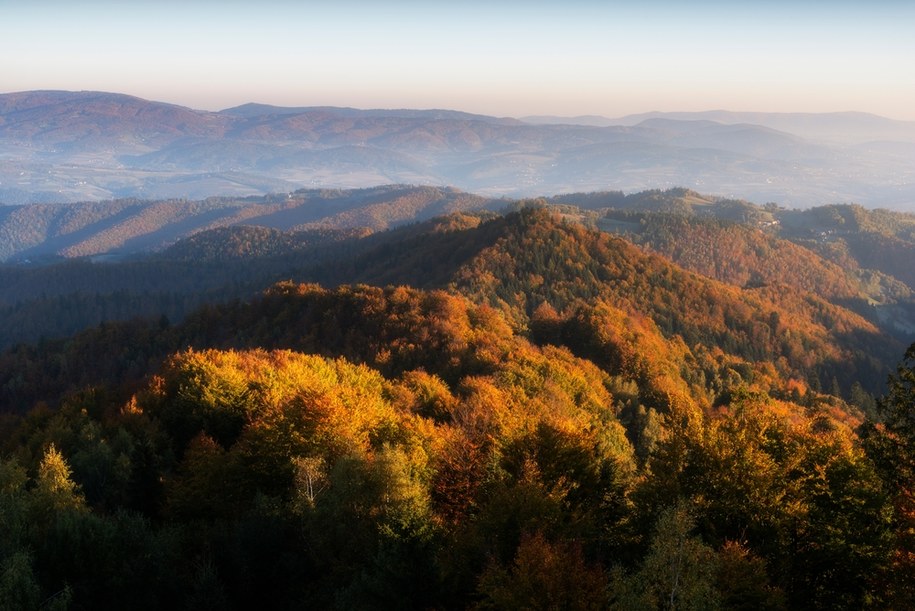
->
[2,0,914,120]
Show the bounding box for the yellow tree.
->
[31,444,85,521]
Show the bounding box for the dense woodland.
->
[1,199,915,609]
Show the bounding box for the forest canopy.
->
[1,204,914,609]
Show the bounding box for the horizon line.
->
[1,89,911,124]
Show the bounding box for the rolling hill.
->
[0,185,499,261]
[3,186,915,358]
[2,90,914,209]
[0,202,906,393]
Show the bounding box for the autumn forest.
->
[2,191,915,610]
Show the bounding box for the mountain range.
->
[2,90,914,209]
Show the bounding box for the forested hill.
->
[0,206,904,414]
[3,187,915,364]
[2,210,915,607]
[0,204,910,386]
[0,185,498,262]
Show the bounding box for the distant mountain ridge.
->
[0,90,226,147]
[221,102,521,124]
[2,90,914,209]
[0,185,498,261]
[526,110,915,144]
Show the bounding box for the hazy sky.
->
[2,0,914,119]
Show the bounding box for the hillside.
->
[167,205,899,397]
[0,185,499,261]
[778,204,915,290]
[596,211,909,304]
[550,187,774,221]
[1,267,913,608]
[3,187,915,367]
[0,207,902,409]
[447,210,898,391]
[545,190,915,336]
[544,190,915,303]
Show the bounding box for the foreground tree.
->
[861,342,915,606]
[611,502,719,611]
